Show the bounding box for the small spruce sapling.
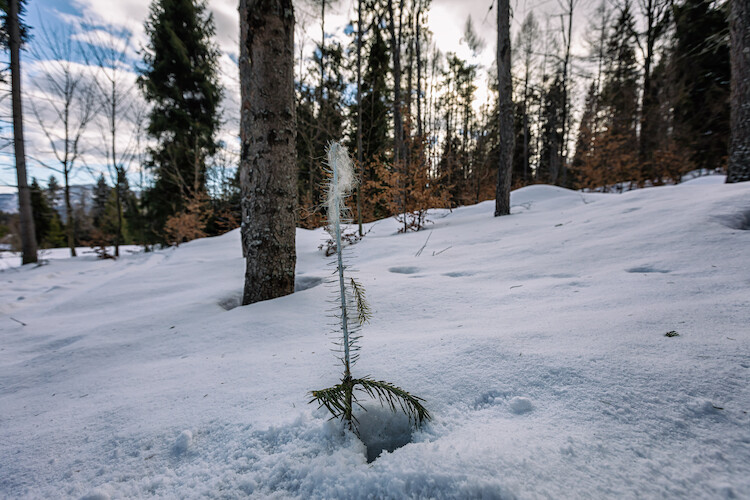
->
[310,142,431,430]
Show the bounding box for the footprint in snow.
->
[388,266,420,275]
[508,397,534,415]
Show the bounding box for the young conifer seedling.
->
[310,142,431,431]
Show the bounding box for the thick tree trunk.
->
[728,0,750,183]
[240,0,297,305]
[495,0,514,216]
[9,0,37,264]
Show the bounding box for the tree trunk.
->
[387,0,405,164]
[63,171,77,257]
[9,0,37,264]
[495,0,514,216]
[728,0,750,183]
[111,88,121,258]
[415,3,423,139]
[559,4,574,187]
[387,0,407,231]
[240,0,297,305]
[356,0,364,236]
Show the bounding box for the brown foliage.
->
[366,140,448,232]
[164,195,211,246]
[574,128,638,192]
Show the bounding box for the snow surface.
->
[1,183,749,499]
[0,246,142,271]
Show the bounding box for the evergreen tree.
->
[671,0,730,172]
[537,72,564,184]
[351,13,391,221]
[138,0,222,240]
[29,178,65,248]
[46,175,61,209]
[572,82,600,188]
[297,39,347,227]
[601,2,639,147]
[593,0,640,188]
[91,174,110,228]
[359,15,390,164]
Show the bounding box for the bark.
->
[240,0,297,305]
[495,0,514,216]
[387,0,407,231]
[638,0,668,181]
[559,2,574,186]
[387,0,405,164]
[356,0,364,236]
[64,171,76,257]
[9,0,37,264]
[728,0,750,183]
[415,3,423,139]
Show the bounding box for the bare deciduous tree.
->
[84,23,140,257]
[30,22,97,257]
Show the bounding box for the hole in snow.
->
[295,276,324,292]
[626,266,671,274]
[473,389,510,409]
[443,271,475,278]
[388,266,420,275]
[355,406,414,463]
[218,294,242,311]
[715,208,750,231]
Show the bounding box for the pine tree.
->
[29,178,65,248]
[138,0,222,240]
[590,0,640,189]
[537,72,564,184]
[601,2,639,145]
[91,174,111,229]
[297,38,347,228]
[352,15,391,221]
[671,0,730,173]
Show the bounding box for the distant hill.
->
[0,185,95,221]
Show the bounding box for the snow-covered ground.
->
[0,246,142,271]
[1,181,749,499]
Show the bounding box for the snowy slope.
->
[1,182,749,499]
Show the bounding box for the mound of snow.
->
[1,182,749,498]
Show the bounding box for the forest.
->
[1,1,749,497]
[2,0,747,267]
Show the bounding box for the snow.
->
[1,182,749,499]
[0,246,142,271]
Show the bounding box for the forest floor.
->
[1,176,749,499]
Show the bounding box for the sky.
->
[0,0,591,195]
